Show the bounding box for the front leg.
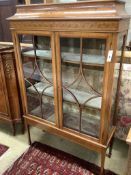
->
[100,149,106,175]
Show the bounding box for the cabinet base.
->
[24,115,116,175]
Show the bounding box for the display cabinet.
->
[9,0,130,174]
[0,44,22,135]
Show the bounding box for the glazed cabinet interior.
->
[15,31,124,145]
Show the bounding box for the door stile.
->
[51,32,59,127]
[55,32,63,129]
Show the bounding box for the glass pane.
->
[19,34,55,123]
[60,37,106,138]
[17,0,98,5]
[18,0,44,5]
[31,0,43,4]
[18,0,25,5]
[46,0,90,4]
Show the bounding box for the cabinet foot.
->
[106,136,114,158]
[11,122,16,136]
[21,119,25,134]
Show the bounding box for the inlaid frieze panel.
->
[10,20,119,32]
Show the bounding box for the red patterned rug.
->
[3,142,117,175]
[0,144,8,157]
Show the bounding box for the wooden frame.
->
[12,31,59,127]
[9,1,130,174]
[56,32,112,143]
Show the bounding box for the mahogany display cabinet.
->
[0,44,22,135]
[8,0,130,174]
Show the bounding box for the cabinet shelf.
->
[22,50,105,66]
[29,105,100,138]
[30,103,55,123]
[27,82,102,109]
[63,112,100,138]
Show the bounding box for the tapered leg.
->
[100,150,106,175]
[108,137,114,158]
[27,124,32,145]
[106,136,114,158]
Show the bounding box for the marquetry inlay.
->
[10,20,120,32]
[2,54,15,79]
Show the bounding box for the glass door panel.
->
[19,34,55,124]
[60,37,106,138]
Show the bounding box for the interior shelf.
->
[28,98,100,138]
[22,49,105,66]
[63,112,100,138]
[27,82,102,109]
[29,101,100,138]
[30,103,55,123]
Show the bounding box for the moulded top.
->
[8,0,130,21]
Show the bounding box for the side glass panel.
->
[19,34,55,123]
[111,34,127,128]
[60,37,106,138]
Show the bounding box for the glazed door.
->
[56,32,110,139]
[17,32,58,126]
